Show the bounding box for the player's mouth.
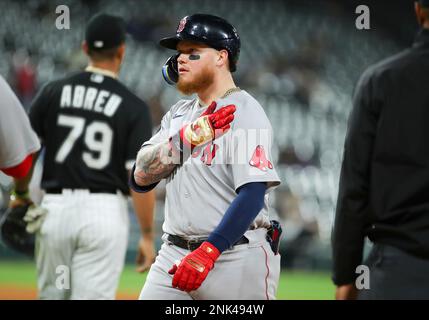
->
[179,67,189,74]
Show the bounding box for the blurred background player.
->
[0,74,40,180]
[333,0,429,300]
[10,13,156,299]
[131,14,281,300]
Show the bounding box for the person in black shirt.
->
[333,0,429,299]
[11,13,156,299]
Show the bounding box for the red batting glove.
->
[168,241,220,292]
[171,101,236,153]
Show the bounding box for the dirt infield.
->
[0,286,139,300]
[0,286,36,300]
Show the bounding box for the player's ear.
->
[415,2,425,26]
[117,43,126,61]
[216,49,228,69]
[82,41,89,55]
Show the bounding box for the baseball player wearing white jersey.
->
[11,14,156,300]
[131,14,282,300]
[0,74,40,179]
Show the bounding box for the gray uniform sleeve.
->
[0,75,40,168]
[229,104,281,193]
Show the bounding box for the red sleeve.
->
[0,154,33,179]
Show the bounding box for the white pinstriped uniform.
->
[36,190,129,299]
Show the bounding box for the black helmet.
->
[160,14,240,72]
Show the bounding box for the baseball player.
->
[0,74,40,179]
[11,14,156,299]
[130,14,281,300]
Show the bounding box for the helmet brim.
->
[159,36,180,50]
[160,34,213,50]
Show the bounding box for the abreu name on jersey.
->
[59,83,123,118]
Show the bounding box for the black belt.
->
[167,234,249,251]
[45,188,117,194]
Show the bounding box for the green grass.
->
[0,261,335,299]
[0,261,38,285]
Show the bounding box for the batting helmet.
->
[160,14,241,72]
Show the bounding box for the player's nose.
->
[177,53,188,65]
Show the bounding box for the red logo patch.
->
[249,145,273,171]
[177,17,187,33]
[192,143,219,166]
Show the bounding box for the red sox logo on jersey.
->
[177,17,187,33]
[249,145,273,171]
[192,143,219,166]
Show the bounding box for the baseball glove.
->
[0,204,35,257]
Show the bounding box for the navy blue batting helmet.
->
[160,14,241,72]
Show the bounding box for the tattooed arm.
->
[134,140,179,186]
[133,100,237,187]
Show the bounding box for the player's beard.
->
[177,65,215,95]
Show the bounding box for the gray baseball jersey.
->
[0,75,40,168]
[143,90,280,237]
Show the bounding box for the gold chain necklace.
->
[198,87,241,108]
[221,87,241,99]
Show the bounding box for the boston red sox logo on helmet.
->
[177,17,187,33]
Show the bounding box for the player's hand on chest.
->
[169,107,204,136]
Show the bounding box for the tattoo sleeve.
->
[134,140,179,186]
